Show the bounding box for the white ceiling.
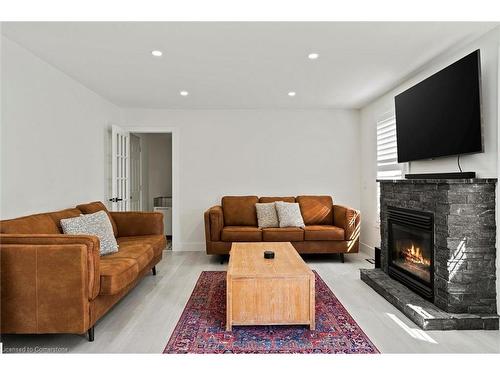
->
[2,22,498,109]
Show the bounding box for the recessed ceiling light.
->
[151,50,163,57]
[308,53,319,60]
[288,91,296,97]
[180,90,189,96]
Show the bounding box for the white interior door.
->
[111,125,130,211]
[129,134,142,211]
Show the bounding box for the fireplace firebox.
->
[387,206,434,300]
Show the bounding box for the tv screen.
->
[395,50,482,163]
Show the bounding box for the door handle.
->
[109,197,124,203]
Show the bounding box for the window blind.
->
[376,114,402,179]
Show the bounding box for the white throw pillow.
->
[255,202,279,228]
[275,201,305,228]
[60,210,119,255]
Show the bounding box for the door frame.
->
[129,133,143,210]
[121,126,179,252]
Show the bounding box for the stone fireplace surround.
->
[361,178,499,330]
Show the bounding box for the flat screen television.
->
[395,50,482,163]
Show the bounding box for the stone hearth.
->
[361,178,499,330]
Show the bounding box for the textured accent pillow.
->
[60,210,119,255]
[275,201,305,228]
[255,202,279,228]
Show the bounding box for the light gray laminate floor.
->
[2,250,500,354]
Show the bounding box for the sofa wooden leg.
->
[340,253,345,263]
[88,326,94,342]
[152,266,157,276]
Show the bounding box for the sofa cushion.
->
[262,227,304,241]
[99,258,139,295]
[117,235,166,257]
[222,196,259,226]
[77,201,118,236]
[61,211,119,255]
[49,208,82,233]
[221,226,262,242]
[259,196,296,203]
[0,213,60,234]
[104,243,154,272]
[304,225,344,241]
[255,203,279,228]
[275,201,305,228]
[296,196,334,225]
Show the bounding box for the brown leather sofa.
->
[204,195,360,258]
[0,201,166,341]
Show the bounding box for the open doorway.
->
[131,132,173,250]
[109,125,175,250]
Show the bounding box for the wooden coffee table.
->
[226,242,315,331]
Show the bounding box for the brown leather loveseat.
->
[0,201,166,341]
[204,195,360,259]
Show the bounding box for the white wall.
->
[0,36,361,250]
[0,38,361,250]
[134,133,172,211]
[120,109,361,251]
[1,36,121,218]
[359,27,500,255]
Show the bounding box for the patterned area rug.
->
[163,271,379,354]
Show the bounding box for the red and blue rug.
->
[163,271,379,354]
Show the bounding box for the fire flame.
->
[402,244,430,266]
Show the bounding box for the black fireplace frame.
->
[387,206,434,300]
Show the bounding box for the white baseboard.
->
[360,242,375,256]
[174,242,205,252]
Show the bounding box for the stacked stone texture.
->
[379,179,497,314]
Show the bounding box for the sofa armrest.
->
[204,206,224,242]
[0,234,100,299]
[110,211,164,237]
[333,205,361,241]
[0,234,100,334]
